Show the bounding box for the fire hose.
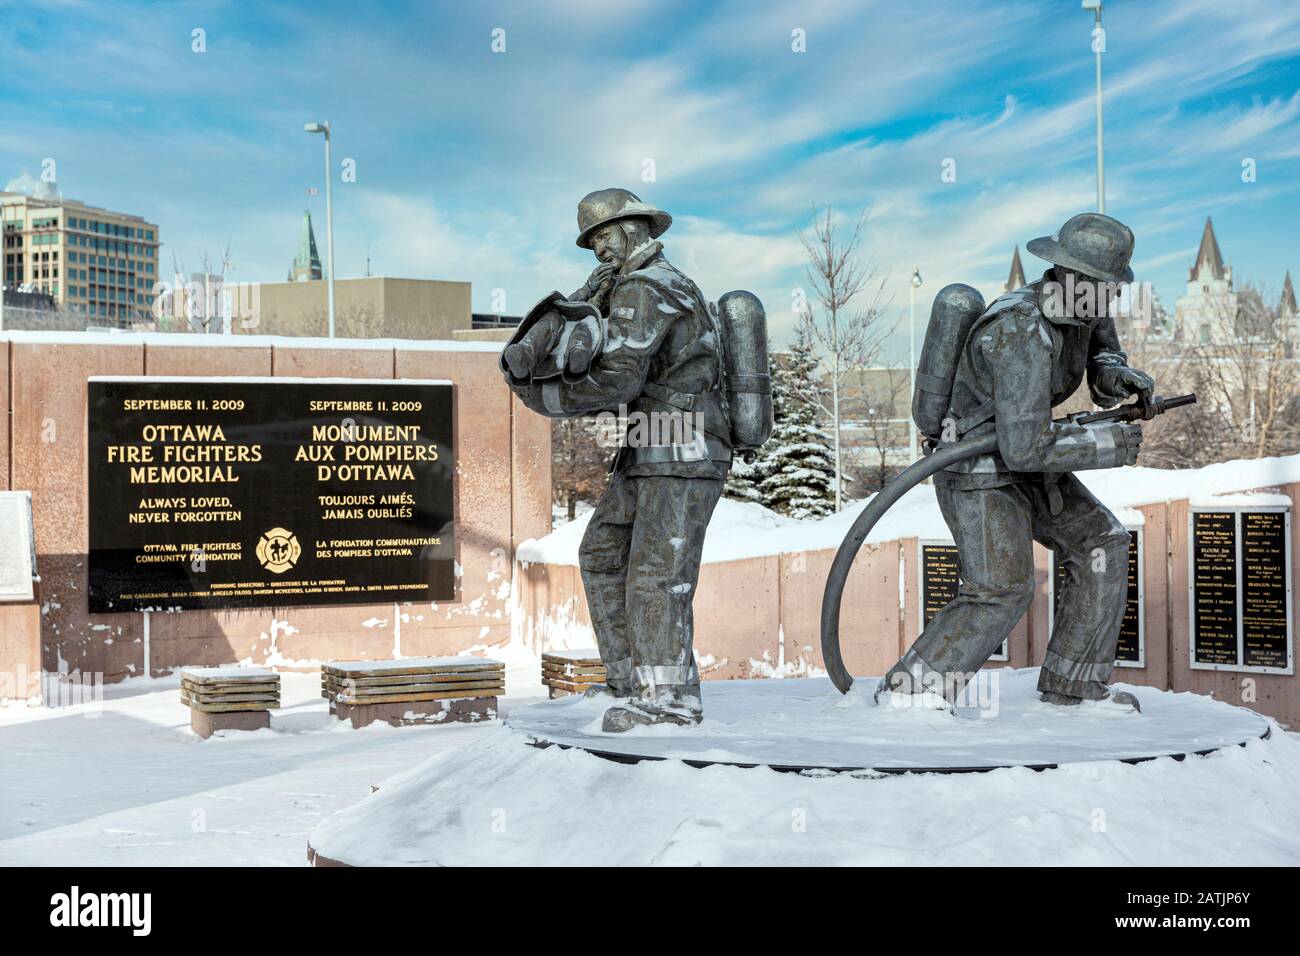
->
[819,392,1197,693]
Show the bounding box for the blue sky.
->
[3,0,1298,354]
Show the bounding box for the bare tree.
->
[845,365,910,495]
[1123,282,1299,467]
[793,206,895,509]
[167,245,234,333]
[551,418,611,522]
[1190,286,1298,462]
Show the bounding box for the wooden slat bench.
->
[541,649,606,699]
[181,666,280,738]
[321,656,504,729]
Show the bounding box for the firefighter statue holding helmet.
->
[502,188,773,732]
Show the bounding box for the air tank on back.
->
[717,290,773,451]
[912,283,987,440]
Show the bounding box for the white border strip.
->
[0,329,505,353]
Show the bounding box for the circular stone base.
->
[505,670,1270,773]
[307,670,1297,866]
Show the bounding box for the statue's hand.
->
[572,263,616,303]
[1104,367,1155,401]
[1091,421,1143,467]
[1116,368,1155,400]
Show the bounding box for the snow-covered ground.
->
[5,658,1298,866]
[310,696,1300,867]
[0,652,547,866]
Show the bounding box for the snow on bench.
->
[541,649,605,698]
[180,665,281,739]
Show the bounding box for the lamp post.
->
[1083,0,1106,213]
[908,266,922,462]
[304,121,337,337]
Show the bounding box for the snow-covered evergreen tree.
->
[755,325,837,519]
[723,452,768,505]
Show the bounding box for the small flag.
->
[306,187,319,196]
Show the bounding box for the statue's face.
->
[589,223,627,267]
[1057,266,1121,322]
[589,218,651,268]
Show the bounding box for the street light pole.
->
[305,121,337,337]
[1084,0,1105,213]
[908,267,922,462]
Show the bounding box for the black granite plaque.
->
[88,378,454,612]
[1191,511,1239,666]
[1117,531,1142,663]
[1051,531,1142,664]
[920,543,960,628]
[920,542,1007,658]
[1241,511,1289,669]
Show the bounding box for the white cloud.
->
[4,0,1299,350]
[4,171,41,194]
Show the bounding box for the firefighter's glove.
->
[1090,421,1143,468]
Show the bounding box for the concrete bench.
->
[541,649,606,698]
[321,656,504,729]
[181,666,280,738]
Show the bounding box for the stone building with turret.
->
[1173,217,1237,344]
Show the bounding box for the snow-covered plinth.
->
[506,670,1268,771]
[307,671,1297,866]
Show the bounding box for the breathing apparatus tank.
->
[715,291,773,452]
[911,283,987,440]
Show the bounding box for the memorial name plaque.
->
[88,377,454,612]
[1050,529,1144,666]
[919,541,1007,661]
[1189,506,1293,674]
[1241,511,1289,670]
[919,542,960,629]
[1191,512,1237,666]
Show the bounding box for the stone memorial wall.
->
[0,332,550,685]
[0,327,1295,729]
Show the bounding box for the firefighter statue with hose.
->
[821,212,1196,713]
[503,188,773,732]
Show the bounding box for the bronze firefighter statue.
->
[823,212,1195,713]
[504,188,772,731]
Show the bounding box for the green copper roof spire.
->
[289,210,323,281]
